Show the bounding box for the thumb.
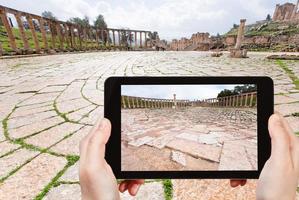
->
[268,114,291,160]
[88,118,112,158]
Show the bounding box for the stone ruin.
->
[273,0,299,22]
[0,5,157,56]
[229,19,248,58]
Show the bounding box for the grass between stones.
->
[163,179,173,200]
[276,60,299,90]
[292,112,299,117]
[34,155,80,200]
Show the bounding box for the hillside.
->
[225,20,299,51]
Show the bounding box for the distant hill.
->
[224,20,299,52]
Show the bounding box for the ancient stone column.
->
[15,12,30,51]
[122,96,126,108]
[235,19,246,50]
[56,23,64,50]
[250,93,254,107]
[140,32,142,48]
[39,19,49,51]
[118,30,121,46]
[144,32,147,48]
[0,9,18,52]
[101,29,104,45]
[77,26,83,50]
[106,29,110,46]
[69,24,76,49]
[135,31,137,48]
[173,94,177,109]
[26,15,40,53]
[112,30,115,46]
[63,24,70,49]
[129,31,132,48]
[95,29,100,49]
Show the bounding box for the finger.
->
[127,182,141,196]
[240,180,247,186]
[85,118,111,165]
[280,114,299,170]
[119,181,128,193]
[268,114,291,160]
[230,180,245,187]
[79,118,102,159]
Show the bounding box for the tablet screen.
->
[121,84,257,171]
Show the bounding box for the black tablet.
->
[104,76,273,179]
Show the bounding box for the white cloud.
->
[0,0,282,40]
[121,85,238,100]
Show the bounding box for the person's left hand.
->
[79,118,144,200]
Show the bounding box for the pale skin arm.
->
[230,113,299,200]
[79,118,144,200]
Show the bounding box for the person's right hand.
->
[256,113,299,200]
[230,113,299,200]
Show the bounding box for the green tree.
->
[94,14,107,29]
[217,84,257,98]
[41,11,57,20]
[233,24,239,29]
[119,29,133,47]
[68,16,90,27]
[217,89,238,98]
[266,14,271,21]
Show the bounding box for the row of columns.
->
[121,96,190,109]
[122,92,257,109]
[193,92,257,107]
[0,5,153,55]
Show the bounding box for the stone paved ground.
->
[122,107,257,171]
[0,51,298,199]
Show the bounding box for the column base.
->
[229,49,248,58]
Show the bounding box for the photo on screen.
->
[121,84,257,171]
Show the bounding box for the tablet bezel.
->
[104,76,273,179]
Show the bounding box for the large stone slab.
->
[50,126,91,155]
[218,140,257,170]
[59,162,79,182]
[166,139,221,163]
[9,116,65,139]
[0,148,38,178]
[0,141,19,156]
[0,153,66,200]
[275,103,299,116]
[128,136,155,147]
[173,179,256,200]
[25,123,83,148]
[8,111,57,129]
[45,184,81,200]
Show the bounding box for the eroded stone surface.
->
[0,141,19,156]
[173,179,256,200]
[0,154,66,200]
[0,52,298,199]
[59,162,79,182]
[122,107,257,170]
[45,184,81,200]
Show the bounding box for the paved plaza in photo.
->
[122,107,257,171]
[0,51,298,199]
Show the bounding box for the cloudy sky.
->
[0,0,289,40]
[121,85,240,100]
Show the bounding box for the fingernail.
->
[133,184,140,194]
[99,118,109,130]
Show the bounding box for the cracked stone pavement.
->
[0,51,298,199]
